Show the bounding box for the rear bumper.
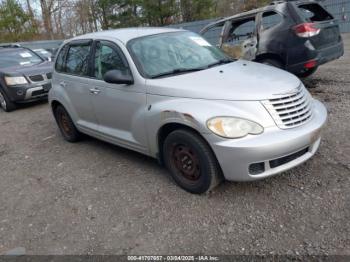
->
[6,82,51,103]
[287,40,344,74]
[317,40,344,66]
[204,100,327,182]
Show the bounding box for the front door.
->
[220,16,258,60]
[88,40,148,153]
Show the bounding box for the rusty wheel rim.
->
[170,143,201,181]
[59,111,71,135]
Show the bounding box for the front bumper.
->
[204,100,327,182]
[6,82,51,103]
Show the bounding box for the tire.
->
[162,129,223,194]
[260,58,283,69]
[0,89,16,112]
[54,105,82,142]
[296,67,318,78]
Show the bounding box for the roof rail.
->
[0,44,21,48]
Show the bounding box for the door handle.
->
[89,88,101,95]
[59,81,66,88]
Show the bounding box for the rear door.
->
[296,3,341,49]
[221,15,258,60]
[57,40,99,132]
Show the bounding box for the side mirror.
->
[103,69,134,85]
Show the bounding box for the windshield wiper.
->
[150,67,205,79]
[206,58,234,69]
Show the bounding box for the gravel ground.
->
[0,35,349,256]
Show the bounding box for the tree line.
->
[0,0,270,43]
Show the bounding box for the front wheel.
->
[163,129,223,194]
[260,58,283,69]
[0,89,16,112]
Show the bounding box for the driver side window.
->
[94,41,129,80]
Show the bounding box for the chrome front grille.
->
[262,85,313,129]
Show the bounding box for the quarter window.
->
[94,42,129,80]
[65,44,91,76]
[261,11,283,31]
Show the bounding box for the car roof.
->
[70,27,185,45]
[0,47,26,53]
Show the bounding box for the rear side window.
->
[202,24,224,46]
[261,11,283,31]
[298,4,333,22]
[65,44,91,76]
[226,18,256,44]
[55,45,68,72]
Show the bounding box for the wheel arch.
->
[156,122,215,166]
[255,53,285,68]
[51,100,62,111]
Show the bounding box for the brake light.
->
[293,23,320,38]
[304,60,317,69]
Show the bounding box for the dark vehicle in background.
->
[0,46,53,112]
[200,0,344,77]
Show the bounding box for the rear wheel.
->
[296,67,318,78]
[260,58,283,69]
[54,105,82,142]
[163,129,223,194]
[0,89,16,112]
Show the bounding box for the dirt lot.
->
[0,35,349,256]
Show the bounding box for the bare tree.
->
[39,0,55,39]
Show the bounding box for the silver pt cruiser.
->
[49,28,327,194]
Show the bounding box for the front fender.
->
[146,95,275,157]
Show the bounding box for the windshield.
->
[34,49,52,58]
[0,49,43,69]
[128,31,232,78]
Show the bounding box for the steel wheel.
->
[59,110,72,136]
[163,129,223,194]
[54,105,82,142]
[170,143,201,182]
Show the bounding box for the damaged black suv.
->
[200,0,344,77]
[0,45,53,112]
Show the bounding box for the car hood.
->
[1,61,53,76]
[146,60,302,101]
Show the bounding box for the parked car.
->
[33,48,54,61]
[200,0,344,77]
[49,28,327,194]
[0,45,53,112]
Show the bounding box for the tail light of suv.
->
[293,23,320,38]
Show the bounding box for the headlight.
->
[4,76,28,86]
[207,117,264,138]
